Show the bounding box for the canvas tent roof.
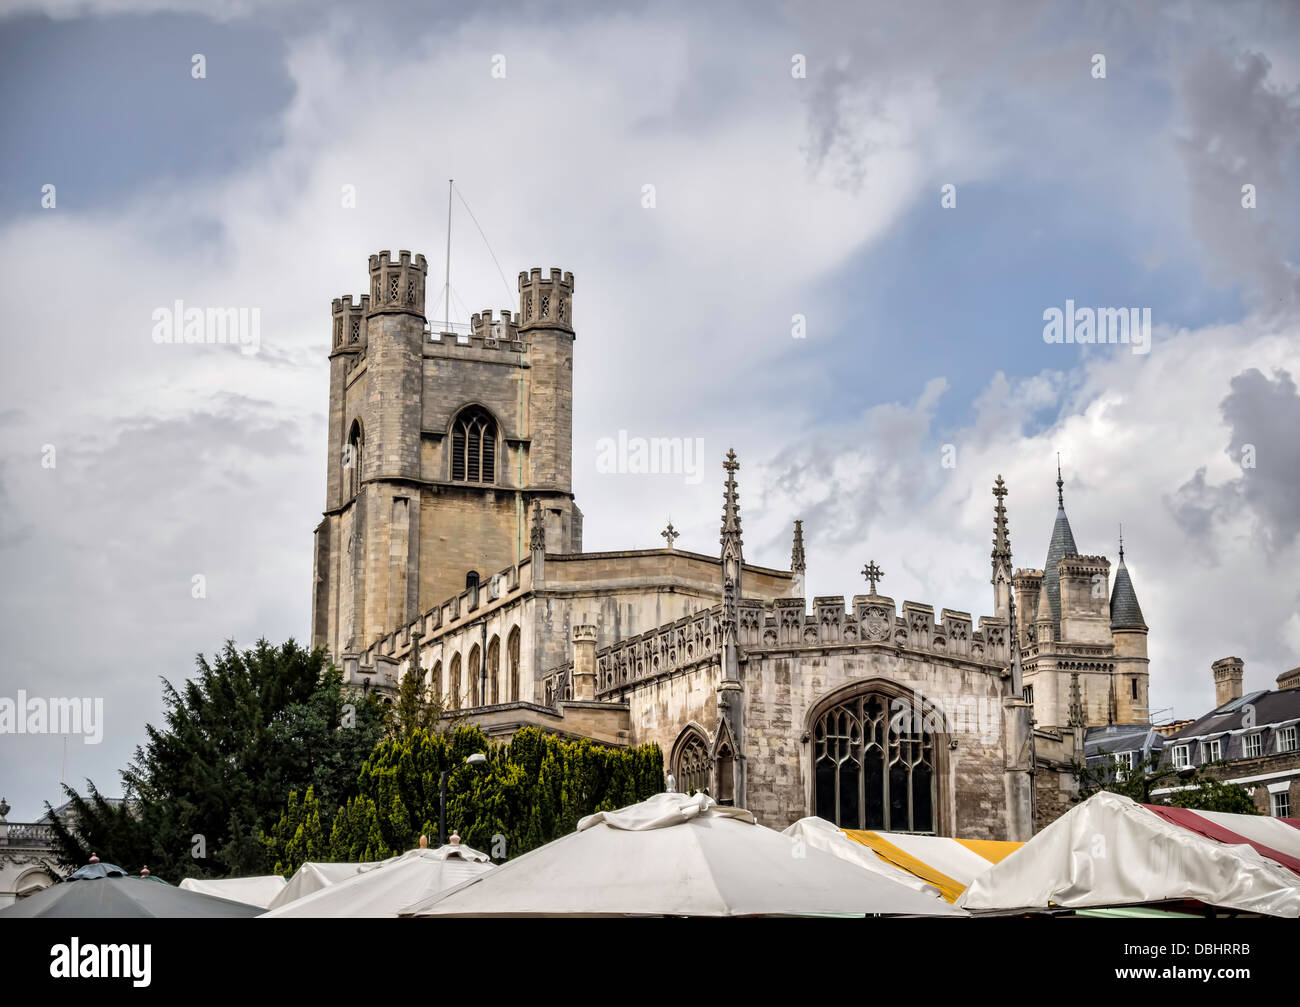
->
[0,869,262,918]
[265,861,367,911]
[957,791,1300,917]
[261,843,492,918]
[783,817,1021,903]
[179,875,287,909]
[404,792,967,918]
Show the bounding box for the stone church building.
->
[311,250,1152,841]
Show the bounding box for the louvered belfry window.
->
[451,407,496,483]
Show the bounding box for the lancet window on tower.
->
[346,420,364,500]
[450,407,497,484]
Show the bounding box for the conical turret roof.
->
[1041,465,1077,634]
[1109,542,1146,630]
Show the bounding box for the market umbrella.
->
[785,817,1023,904]
[957,791,1300,917]
[0,857,262,918]
[265,861,366,910]
[261,835,493,918]
[402,792,967,917]
[782,816,945,898]
[179,874,288,909]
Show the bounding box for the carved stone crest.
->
[863,605,890,642]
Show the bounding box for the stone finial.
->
[0,797,9,819]
[530,500,546,552]
[419,834,429,849]
[992,475,1011,561]
[661,520,679,549]
[791,519,806,574]
[141,866,150,877]
[89,854,100,864]
[449,831,462,846]
[861,560,884,596]
[720,449,742,543]
[1067,670,1085,729]
[1056,453,1065,509]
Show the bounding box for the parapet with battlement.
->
[368,249,429,316]
[589,594,1010,699]
[518,267,574,333]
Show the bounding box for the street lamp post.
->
[439,752,488,846]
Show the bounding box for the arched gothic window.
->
[507,627,521,702]
[448,654,461,711]
[450,407,497,483]
[487,635,500,705]
[673,730,712,797]
[346,420,364,499]
[468,644,481,707]
[813,691,936,834]
[431,660,442,701]
[715,741,735,806]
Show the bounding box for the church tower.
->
[1018,464,1150,731]
[1109,532,1150,723]
[312,252,583,662]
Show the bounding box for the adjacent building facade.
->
[1154,659,1300,818]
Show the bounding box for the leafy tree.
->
[1074,751,1259,815]
[386,662,460,740]
[47,638,386,880]
[265,725,664,874]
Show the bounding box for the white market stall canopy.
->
[178,875,287,909]
[264,861,368,912]
[261,840,493,918]
[402,792,967,918]
[957,792,1300,917]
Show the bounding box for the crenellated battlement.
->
[518,266,574,332]
[588,594,1011,698]
[330,294,369,351]
[368,249,429,316]
[1058,554,1109,574]
[470,307,520,343]
[349,558,529,673]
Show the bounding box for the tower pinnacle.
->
[720,449,742,544]
[992,474,1011,566]
[791,519,806,574]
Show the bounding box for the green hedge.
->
[265,725,663,873]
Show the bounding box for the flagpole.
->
[444,179,453,333]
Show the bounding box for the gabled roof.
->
[1084,724,1164,759]
[1168,687,1300,742]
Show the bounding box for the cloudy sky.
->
[1,0,1297,819]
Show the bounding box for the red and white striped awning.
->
[958,792,1300,917]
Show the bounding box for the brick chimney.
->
[1212,656,1244,707]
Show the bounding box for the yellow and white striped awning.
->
[841,830,1022,903]
[783,817,1022,903]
